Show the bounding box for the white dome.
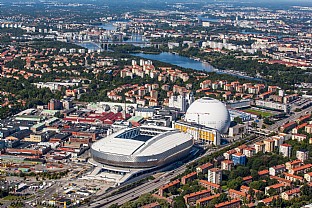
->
[185,97,230,133]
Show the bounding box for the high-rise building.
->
[208,168,222,184]
[279,143,292,158]
[48,99,62,110]
[168,92,194,112]
[254,142,265,153]
[221,160,234,171]
[150,90,158,100]
[62,99,73,110]
[264,139,275,153]
[232,152,247,166]
[296,150,309,162]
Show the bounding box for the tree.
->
[301,184,312,196]
[227,177,243,190]
[267,188,277,197]
[256,202,265,208]
[248,188,255,199]
[234,117,243,124]
[173,196,186,208]
[249,181,266,191]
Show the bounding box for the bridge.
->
[75,41,162,51]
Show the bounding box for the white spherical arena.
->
[185,97,231,133]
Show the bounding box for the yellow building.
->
[264,139,275,153]
[254,142,265,153]
[24,134,44,142]
[173,120,220,145]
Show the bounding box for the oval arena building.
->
[90,126,194,169]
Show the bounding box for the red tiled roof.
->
[291,164,312,172]
[196,194,220,203]
[284,188,300,195]
[184,189,210,199]
[258,170,269,175]
[215,199,241,208]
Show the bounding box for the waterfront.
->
[75,41,262,81]
[131,52,262,81]
[131,52,216,72]
[77,42,101,50]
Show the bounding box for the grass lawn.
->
[1,195,23,201]
[244,108,273,118]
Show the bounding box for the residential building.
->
[296,150,309,162]
[281,188,301,201]
[232,152,247,166]
[228,189,251,202]
[270,176,292,187]
[264,139,275,152]
[259,196,279,206]
[305,124,312,134]
[254,142,265,153]
[243,147,255,157]
[242,176,253,184]
[181,172,197,185]
[196,194,220,208]
[184,189,211,206]
[141,202,160,208]
[198,180,221,194]
[158,179,180,197]
[289,164,312,175]
[285,160,302,170]
[258,170,270,178]
[208,168,222,185]
[304,172,312,182]
[223,149,236,160]
[221,160,234,171]
[292,134,307,142]
[279,143,292,158]
[284,173,304,183]
[214,199,241,208]
[265,183,286,195]
[269,165,286,176]
[196,162,213,174]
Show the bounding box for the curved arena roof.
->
[91,126,193,168]
[185,97,231,133]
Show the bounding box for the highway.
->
[84,141,253,208]
[91,166,186,208]
[82,107,311,208]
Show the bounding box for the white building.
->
[279,143,292,158]
[208,168,222,184]
[168,93,194,112]
[296,150,309,162]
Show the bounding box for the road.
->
[267,105,312,131]
[83,107,308,208]
[84,140,257,208]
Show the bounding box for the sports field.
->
[243,108,274,118]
